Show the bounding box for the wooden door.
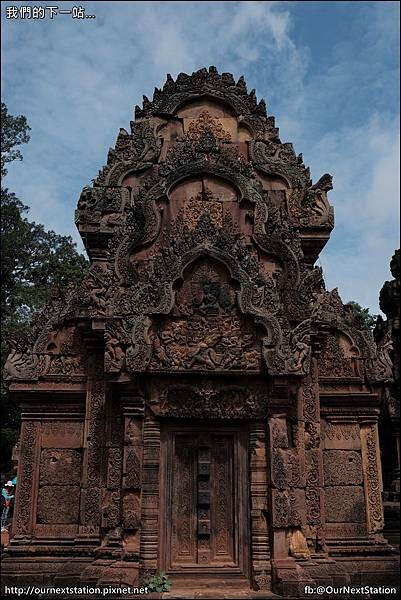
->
[162,425,248,575]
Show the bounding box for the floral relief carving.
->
[157,383,268,419]
[187,110,231,143]
[318,334,355,378]
[360,425,384,533]
[15,421,40,535]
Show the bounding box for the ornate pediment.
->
[134,66,268,119]
[5,68,388,388]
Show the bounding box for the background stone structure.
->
[2,68,399,596]
[375,249,400,549]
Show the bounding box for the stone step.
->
[162,590,278,599]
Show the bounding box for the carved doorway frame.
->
[139,376,271,590]
[159,421,250,580]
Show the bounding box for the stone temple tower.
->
[3,67,399,596]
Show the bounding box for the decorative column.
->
[79,353,106,541]
[95,393,144,587]
[98,394,124,554]
[249,421,270,591]
[269,408,313,598]
[360,424,384,534]
[302,360,326,554]
[121,395,144,561]
[139,415,161,576]
[11,420,41,539]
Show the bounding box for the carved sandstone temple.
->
[3,68,400,596]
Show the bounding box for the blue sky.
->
[1,1,400,312]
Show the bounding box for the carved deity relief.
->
[149,258,262,372]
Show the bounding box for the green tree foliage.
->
[1,103,30,178]
[345,300,378,330]
[1,103,88,473]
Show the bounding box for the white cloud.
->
[2,1,399,312]
[311,114,400,312]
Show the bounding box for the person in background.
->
[0,484,5,528]
[1,481,15,532]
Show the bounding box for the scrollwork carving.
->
[155,382,268,419]
[361,425,384,533]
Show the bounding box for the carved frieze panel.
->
[4,347,87,382]
[37,486,80,524]
[7,320,90,382]
[318,334,355,378]
[323,450,363,486]
[102,490,121,529]
[183,192,223,229]
[39,449,82,486]
[325,522,367,539]
[149,314,261,372]
[34,524,79,538]
[272,490,305,528]
[107,447,123,490]
[153,381,268,419]
[272,448,301,490]
[123,447,142,490]
[41,422,83,448]
[39,354,87,378]
[325,486,366,523]
[34,324,83,355]
[322,421,361,450]
[122,493,141,530]
[77,185,130,213]
[173,257,236,316]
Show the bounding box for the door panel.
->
[210,435,235,565]
[164,425,247,574]
[171,435,197,564]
